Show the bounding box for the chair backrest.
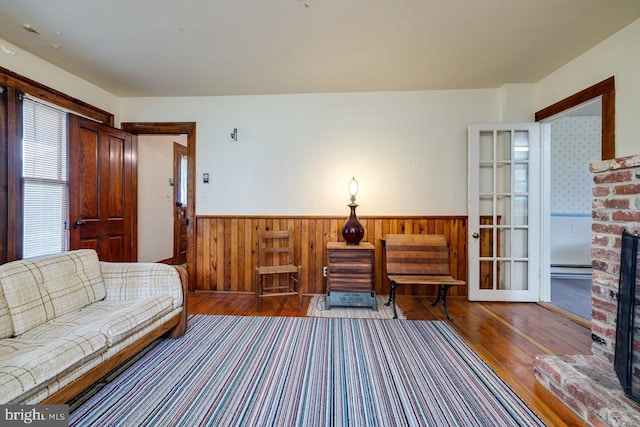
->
[257,230,295,267]
[385,234,451,276]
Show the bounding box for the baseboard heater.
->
[550,264,592,269]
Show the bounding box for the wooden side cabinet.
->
[325,242,376,310]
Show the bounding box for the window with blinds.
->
[22,96,69,258]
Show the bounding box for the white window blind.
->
[22,96,69,258]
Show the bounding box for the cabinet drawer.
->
[328,278,373,290]
[328,262,372,275]
[328,251,373,263]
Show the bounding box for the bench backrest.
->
[385,234,451,276]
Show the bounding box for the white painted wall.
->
[550,215,592,267]
[0,37,120,116]
[535,17,640,157]
[499,84,536,123]
[138,135,187,263]
[121,90,500,216]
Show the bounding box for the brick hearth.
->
[534,154,640,426]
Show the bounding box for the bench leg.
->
[432,284,454,322]
[384,280,399,319]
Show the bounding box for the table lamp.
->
[341,176,364,245]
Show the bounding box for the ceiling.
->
[0,0,639,98]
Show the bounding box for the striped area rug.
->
[70,315,546,426]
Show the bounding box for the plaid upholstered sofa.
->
[0,249,187,404]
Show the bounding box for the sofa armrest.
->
[168,265,188,339]
[100,262,185,309]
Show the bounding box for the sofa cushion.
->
[19,296,174,347]
[101,262,183,309]
[97,297,174,345]
[0,337,46,358]
[0,250,106,336]
[0,331,107,404]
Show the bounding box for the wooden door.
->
[68,114,136,261]
[173,142,188,264]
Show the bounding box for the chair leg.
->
[294,273,302,310]
[432,284,454,322]
[255,274,261,312]
[385,280,399,319]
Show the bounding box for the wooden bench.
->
[384,234,465,321]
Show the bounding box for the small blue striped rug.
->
[70,315,546,426]
[306,295,407,319]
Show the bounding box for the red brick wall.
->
[589,154,640,362]
[533,154,640,426]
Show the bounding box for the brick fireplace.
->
[534,154,640,425]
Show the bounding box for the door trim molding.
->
[534,78,613,305]
[534,76,615,160]
[121,122,196,291]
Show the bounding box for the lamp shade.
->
[348,177,358,203]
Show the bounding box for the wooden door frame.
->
[535,76,615,160]
[121,122,196,291]
[534,77,613,319]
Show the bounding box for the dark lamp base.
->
[342,204,364,245]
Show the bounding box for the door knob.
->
[73,220,86,229]
[472,232,479,239]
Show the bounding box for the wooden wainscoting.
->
[194,216,468,296]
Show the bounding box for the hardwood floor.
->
[188,292,592,427]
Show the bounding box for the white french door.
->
[468,124,541,301]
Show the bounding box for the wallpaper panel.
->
[550,116,600,214]
[549,116,599,267]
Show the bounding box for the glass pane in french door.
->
[475,127,533,296]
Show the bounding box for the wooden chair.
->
[384,234,465,321]
[255,230,302,311]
